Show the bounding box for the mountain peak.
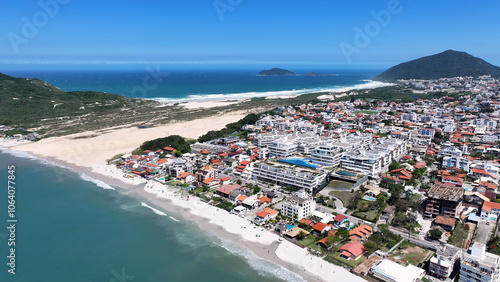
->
[374,50,500,82]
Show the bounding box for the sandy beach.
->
[0,144,366,281]
[11,110,250,167]
[1,108,368,282]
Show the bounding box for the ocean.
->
[3,69,384,102]
[0,69,381,281]
[0,150,303,281]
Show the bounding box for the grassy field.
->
[297,234,317,247]
[352,210,380,223]
[328,252,366,268]
[327,180,354,189]
[448,223,471,248]
[329,190,356,206]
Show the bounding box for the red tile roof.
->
[482,201,500,213]
[334,214,347,223]
[312,222,329,232]
[339,242,366,257]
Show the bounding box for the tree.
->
[389,162,400,171]
[236,179,242,185]
[428,228,443,241]
[297,231,307,240]
[337,227,350,240]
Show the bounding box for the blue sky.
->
[1,0,499,69]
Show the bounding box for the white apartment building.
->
[340,149,389,178]
[281,190,316,219]
[311,144,344,167]
[439,146,463,158]
[429,246,461,280]
[459,243,500,282]
[252,162,327,192]
[268,139,298,158]
[253,133,280,148]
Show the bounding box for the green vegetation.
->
[374,50,500,82]
[297,234,317,248]
[106,153,124,164]
[363,224,402,255]
[139,135,191,153]
[428,228,443,241]
[327,180,353,189]
[448,223,469,248]
[487,236,500,256]
[329,190,356,206]
[198,113,260,142]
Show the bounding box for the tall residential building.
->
[268,139,297,158]
[425,183,463,218]
[281,190,316,220]
[311,144,343,167]
[429,245,461,279]
[459,243,500,282]
[252,162,327,193]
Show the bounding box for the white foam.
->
[169,216,180,222]
[79,173,115,190]
[218,239,305,282]
[149,80,393,103]
[141,202,167,216]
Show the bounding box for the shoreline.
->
[150,80,393,105]
[0,144,366,282]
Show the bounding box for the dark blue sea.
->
[3,69,384,102]
[0,68,382,281]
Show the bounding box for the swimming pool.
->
[278,158,319,169]
[363,196,376,201]
[157,177,166,181]
[336,170,357,177]
[285,224,295,231]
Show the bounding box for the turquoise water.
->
[278,158,318,169]
[336,170,357,177]
[3,69,383,102]
[363,196,376,201]
[0,150,300,281]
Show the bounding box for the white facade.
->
[459,243,500,282]
[311,144,344,167]
[252,162,327,192]
[268,139,297,158]
[281,190,316,219]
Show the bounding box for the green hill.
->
[0,72,133,126]
[374,50,500,82]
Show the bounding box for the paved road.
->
[388,226,462,254]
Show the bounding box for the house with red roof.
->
[339,242,366,260]
[389,168,413,181]
[441,175,464,187]
[349,224,373,242]
[312,222,331,236]
[481,201,500,222]
[254,208,279,224]
[163,146,175,153]
[176,172,194,184]
[202,178,220,189]
[472,168,491,178]
[259,196,272,204]
[333,214,348,228]
[220,176,231,185]
[215,184,242,198]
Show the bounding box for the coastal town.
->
[88,76,500,282]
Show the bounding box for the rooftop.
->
[428,183,463,202]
